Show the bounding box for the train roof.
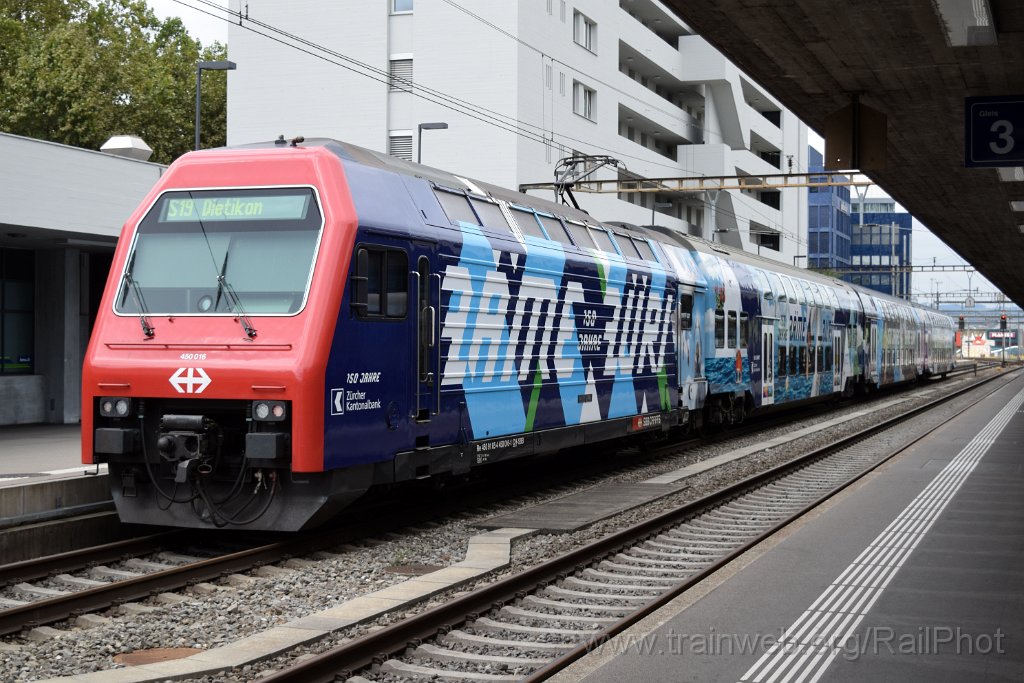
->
[229,138,948,321]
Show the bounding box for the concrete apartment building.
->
[226,0,809,263]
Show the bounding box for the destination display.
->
[159,194,311,222]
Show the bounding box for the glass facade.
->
[1,248,35,374]
[849,199,913,297]
[806,147,851,272]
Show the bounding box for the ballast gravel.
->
[0,370,1001,682]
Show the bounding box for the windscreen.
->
[116,187,322,315]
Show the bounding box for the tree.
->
[0,0,226,164]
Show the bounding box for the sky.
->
[146,1,1003,307]
[145,0,228,46]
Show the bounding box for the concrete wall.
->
[0,375,45,424]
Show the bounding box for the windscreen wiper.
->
[121,259,154,338]
[215,250,257,339]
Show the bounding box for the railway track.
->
[0,363,998,644]
[256,367,1016,682]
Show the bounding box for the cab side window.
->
[353,247,407,319]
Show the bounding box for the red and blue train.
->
[83,138,956,530]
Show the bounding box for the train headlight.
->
[100,397,132,418]
[252,400,287,422]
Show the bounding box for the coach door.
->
[676,285,706,412]
[832,326,843,392]
[761,320,775,406]
[414,255,438,421]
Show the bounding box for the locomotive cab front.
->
[84,157,360,531]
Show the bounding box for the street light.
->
[650,201,672,226]
[195,60,237,151]
[417,122,448,163]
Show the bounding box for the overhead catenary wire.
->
[171,0,806,247]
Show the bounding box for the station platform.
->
[0,424,92,481]
[0,424,117,560]
[563,371,1024,683]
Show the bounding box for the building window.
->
[573,81,595,121]
[392,0,412,13]
[573,10,596,52]
[389,58,413,92]
[1,248,34,375]
[387,133,413,161]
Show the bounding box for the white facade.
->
[226,0,808,263]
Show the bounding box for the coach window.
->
[768,273,785,304]
[782,276,798,304]
[679,293,693,329]
[739,312,749,349]
[756,271,773,300]
[470,197,512,234]
[778,346,787,377]
[790,345,798,375]
[614,232,643,259]
[510,206,548,239]
[564,220,595,249]
[434,188,479,226]
[633,237,657,261]
[715,311,725,348]
[356,247,407,319]
[538,213,574,245]
[589,225,618,253]
[727,311,737,348]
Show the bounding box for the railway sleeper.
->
[599,559,700,575]
[674,520,774,534]
[655,533,753,547]
[379,658,522,681]
[471,616,598,638]
[581,568,679,585]
[53,574,106,589]
[442,630,574,652]
[123,558,176,572]
[563,577,666,593]
[90,566,143,581]
[720,500,798,513]
[155,552,205,565]
[13,583,69,599]
[542,586,652,603]
[501,605,618,625]
[641,541,744,557]
[618,548,716,565]
[413,643,549,668]
[522,595,632,616]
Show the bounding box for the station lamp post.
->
[195,60,237,151]
[417,122,448,163]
